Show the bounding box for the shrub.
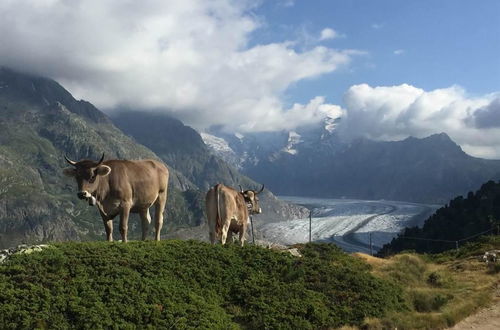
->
[0,241,405,329]
[409,290,452,313]
[383,254,427,285]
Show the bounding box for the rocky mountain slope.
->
[0,68,305,248]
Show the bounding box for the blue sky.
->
[253,0,500,106]
[1,0,499,157]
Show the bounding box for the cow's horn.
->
[256,184,265,194]
[97,153,105,165]
[239,185,244,193]
[64,155,77,166]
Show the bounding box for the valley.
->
[257,197,439,253]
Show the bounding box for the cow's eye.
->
[89,172,97,183]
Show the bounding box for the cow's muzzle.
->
[77,191,96,206]
[250,207,262,214]
[77,191,92,200]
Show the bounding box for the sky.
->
[0,0,499,158]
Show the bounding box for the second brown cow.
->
[206,183,264,246]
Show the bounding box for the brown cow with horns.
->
[205,183,264,246]
[63,154,169,242]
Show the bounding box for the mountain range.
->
[0,68,305,248]
[203,124,500,204]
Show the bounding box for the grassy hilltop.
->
[1,238,499,329]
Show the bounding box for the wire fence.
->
[399,227,497,250]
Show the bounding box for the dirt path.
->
[450,288,500,330]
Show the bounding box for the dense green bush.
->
[0,241,405,329]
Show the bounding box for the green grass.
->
[0,241,405,329]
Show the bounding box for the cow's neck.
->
[93,177,110,202]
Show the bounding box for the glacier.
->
[256,196,439,254]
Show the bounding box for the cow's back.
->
[105,159,168,203]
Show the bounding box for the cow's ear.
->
[96,165,111,177]
[63,168,76,177]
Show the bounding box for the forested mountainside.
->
[378,180,500,255]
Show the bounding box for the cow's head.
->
[240,184,264,214]
[63,154,111,205]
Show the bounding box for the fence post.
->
[370,233,373,256]
[309,210,312,243]
[455,241,459,250]
[250,215,255,245]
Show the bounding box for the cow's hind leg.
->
[154,190,167,241]
[220,219,231,245]
[209,230,216,244]
[139,208,151,240]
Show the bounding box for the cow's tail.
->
[215,184,222,238]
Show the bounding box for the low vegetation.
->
[0,241,404,329]
[360,235,500,329]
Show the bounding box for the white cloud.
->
[319,28,339,41]
[393,49,405,55]
[0,0,358,132]
[339,83,500,159]
[279,0,295,7]
[371,23,384,29]
[238,96,344,132]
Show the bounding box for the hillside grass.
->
[358,236,500,329]
[0,241,405,329]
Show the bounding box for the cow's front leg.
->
[99,209,113,242]
[102,218,113,242]
[227,230,233,244]
[139,208,151,240]
[119,204,131,243]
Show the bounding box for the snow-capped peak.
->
[200,132,233,154]
[282,131,303,155]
